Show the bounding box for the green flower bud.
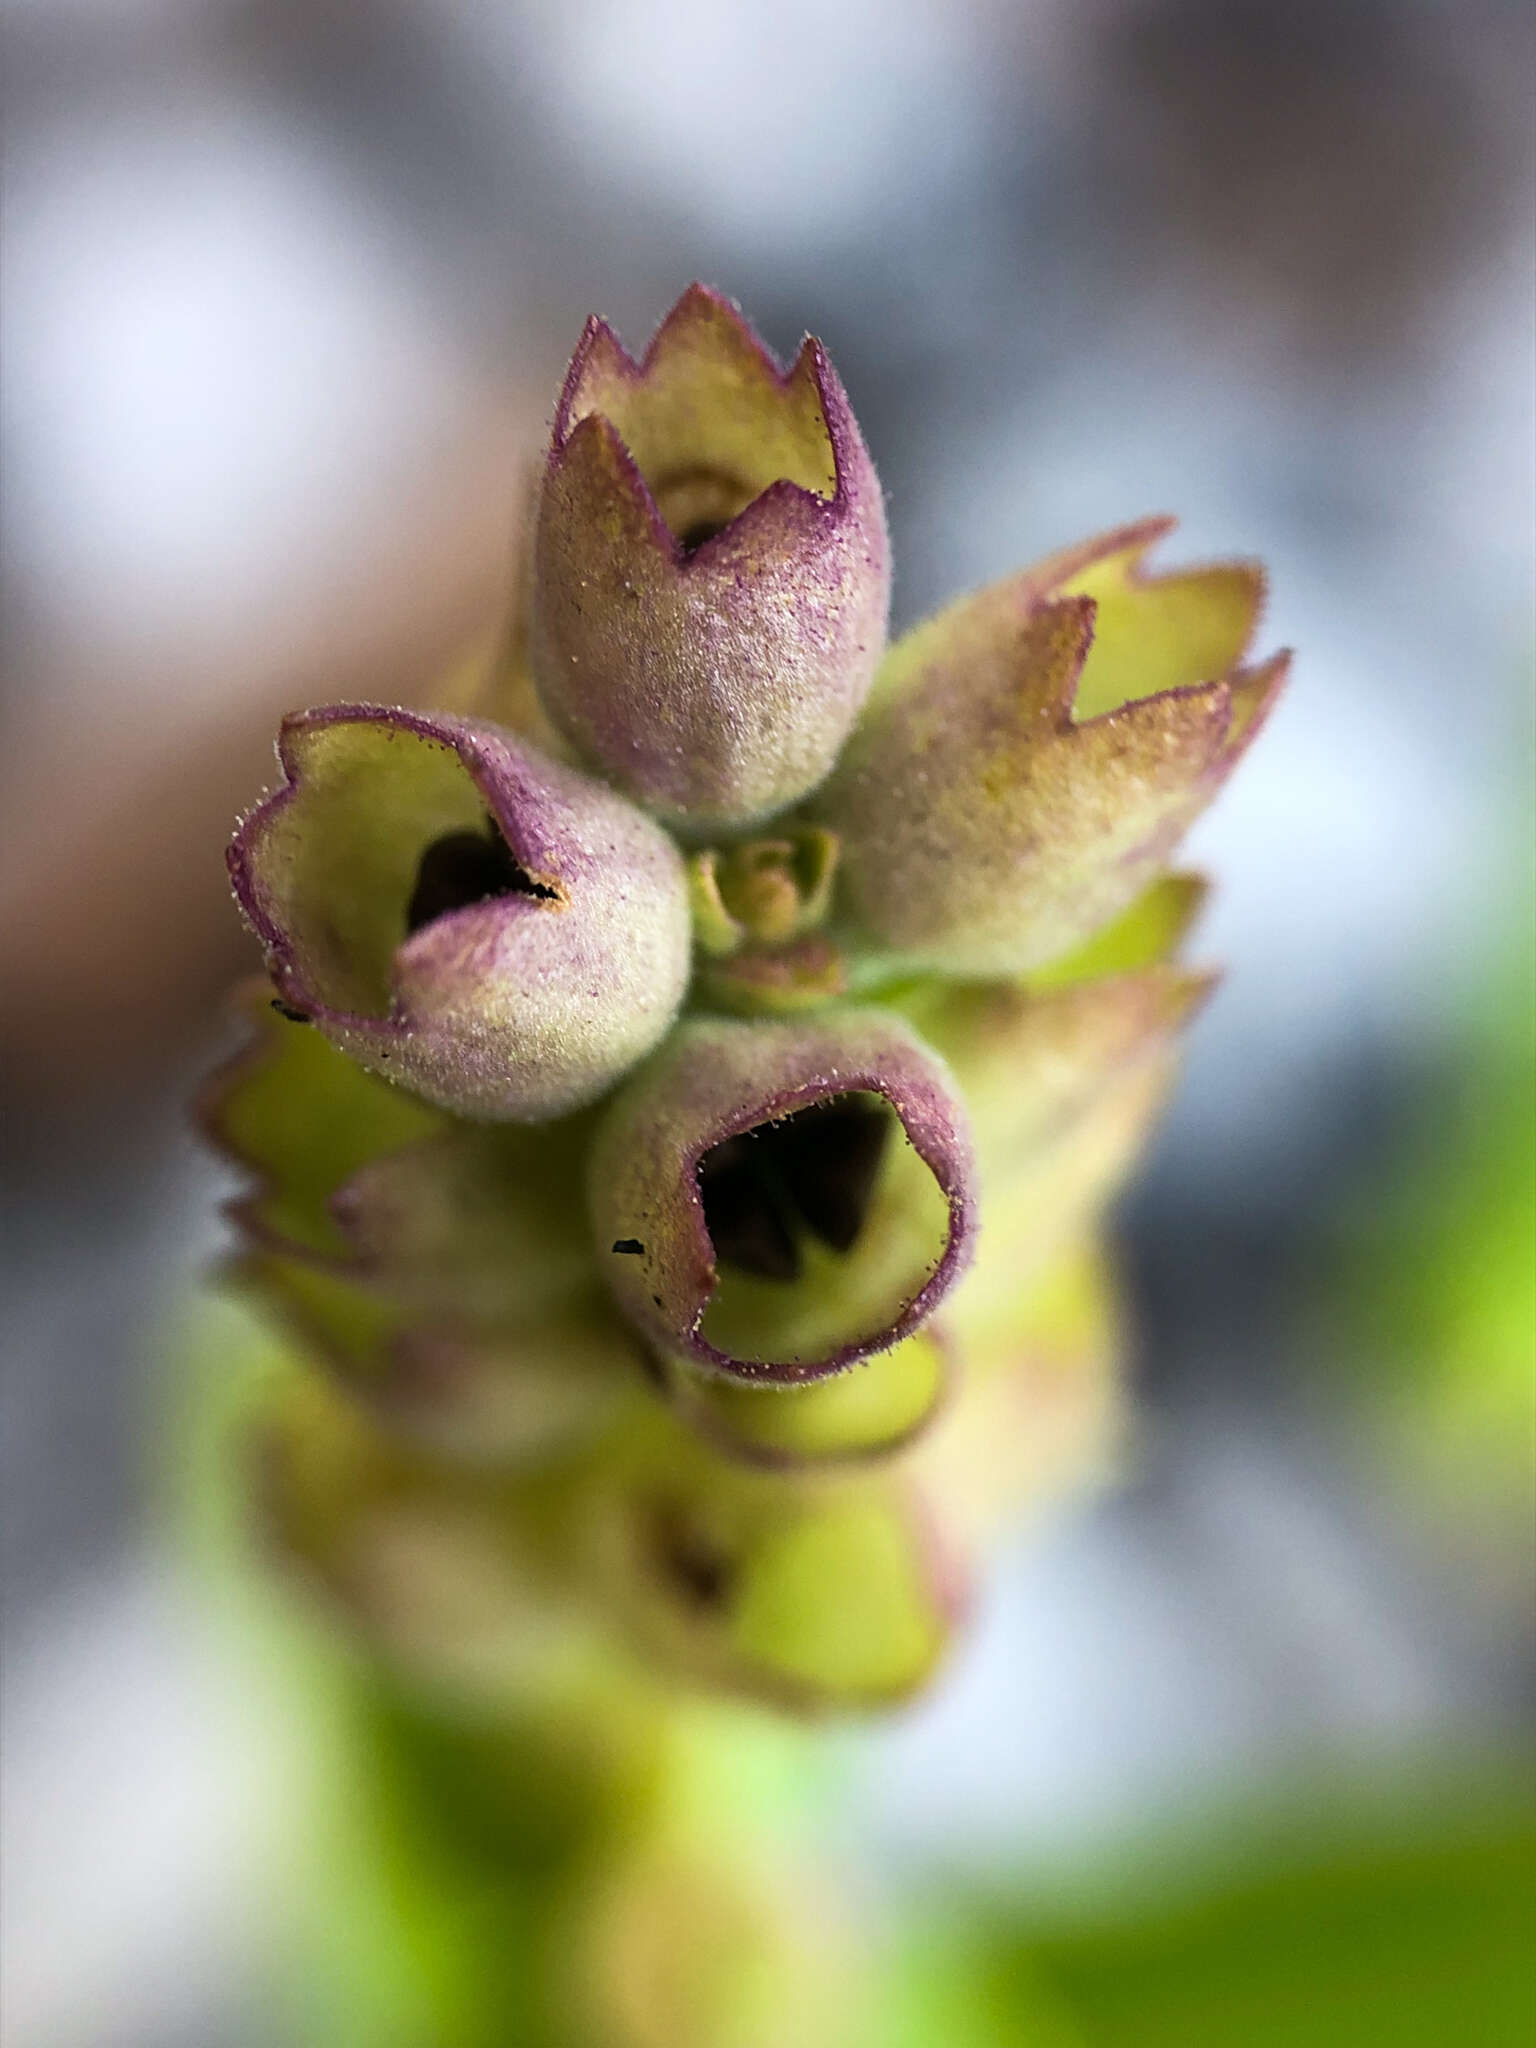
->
[919,1238,1125,1546]
[688,829,841,958]
[203,989,636,1462]
[232,1246,629,1465]
[582,1409,964,1712]
[653,1327,952,1469]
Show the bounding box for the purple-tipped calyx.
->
[530,284,890,833]
[228,705,692,1120]
[587,1012,977,1383]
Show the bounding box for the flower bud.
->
[235,1247,630,1465]
[688,828,840,958]
[892,960,1214,1202]
[688,827,847,1018]
[692,936,850,1019]
[661,1487,960,1711]
[587,1013,977,1382]
[203,990,638,1461]
[812,518,1286,976]
[653,1326,952,1469]
[530,285,890,832]
[257,1371,563,1694]
[582,1412,965,1711]
[262,1365,965,1712]
[228,704,692,1120]
[918,1239,1124,1548]
[198,979,445,1261]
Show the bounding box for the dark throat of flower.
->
[650,466,758,555]
[646,1501,735,1612]
[696,1097,892,1284]
[678,520,729,554]
[406,814,560,935]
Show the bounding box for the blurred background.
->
[3,1,1532,2041]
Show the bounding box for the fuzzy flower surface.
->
[213,285,1286,1714]
[529,283,889,833]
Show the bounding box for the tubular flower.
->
[201,985,637,1462]
[529,284,890,832]
[579,1415,967,1711]
[811,517,1287,975]
[586,1011,976,1382]
[212,288,1285,1718]
[228,704,692,1120]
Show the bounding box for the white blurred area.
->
[2,1,1532,2041]
[2,1562,290,2048]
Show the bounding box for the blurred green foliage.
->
[1328,892,1535,1589]
[910,1787,1536,2048]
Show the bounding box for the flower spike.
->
[211,293,1291,1733]
[530,285,890,832]
[228,704,692,1120]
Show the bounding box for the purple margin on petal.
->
[1015,515,1271,728]
[195,982,454,1273]
[595,1017,980,1386]
[193,984,334,1262]
[1020,513,1268,652]
[547,282,873,573]
[227,702,570,1038]
[689,1076,974,1383]
[647,1321,960,1472]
